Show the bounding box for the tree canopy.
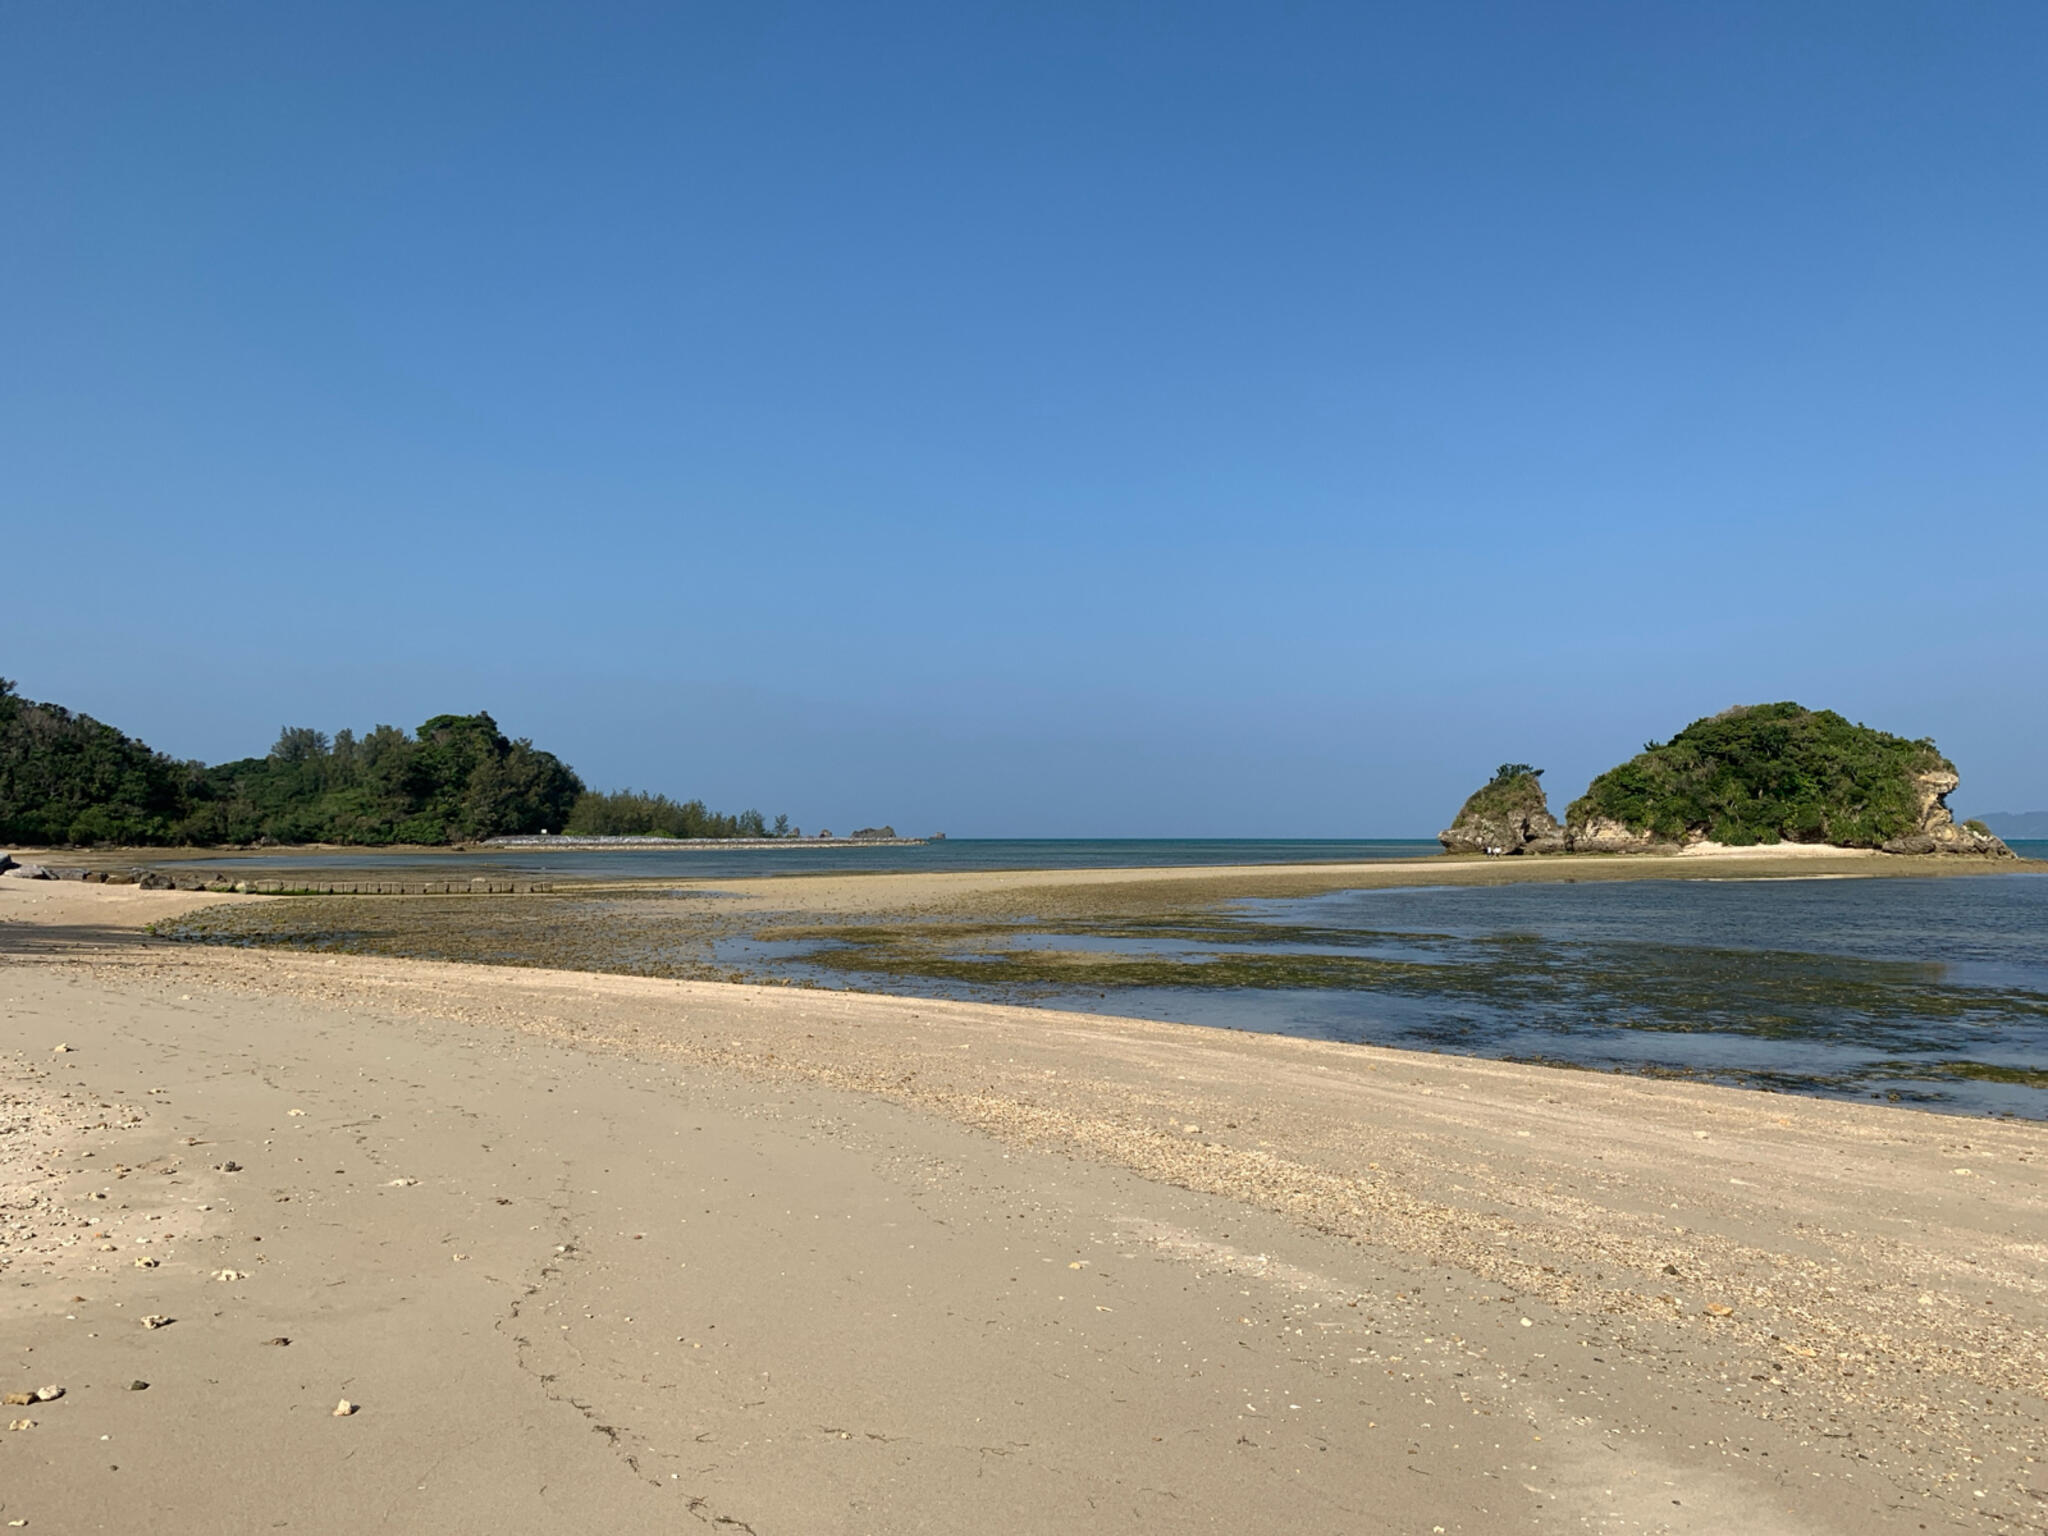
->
[1566,702,1947,848]
[0,679,788,847]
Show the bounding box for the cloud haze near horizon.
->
[6,3,2044,835]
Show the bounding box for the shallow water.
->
[160,844,2048,1119]
[728,872,2048,1118]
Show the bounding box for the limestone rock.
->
[1439,769,1565,855]
[1881,769,2015,857]
[1566,817,1662,854]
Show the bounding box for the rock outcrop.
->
[1565,817,1663,854]
[1880,768,2015,857]
[1439,769,1565,855]
[1562,703,2016,856]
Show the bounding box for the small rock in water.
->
[332,1399,357,1417]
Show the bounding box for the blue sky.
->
[5,2,2043,834]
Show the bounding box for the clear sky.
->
[6,2,2044,835]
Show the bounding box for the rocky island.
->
[1436,764,1566,855]
[1441,703,2014,857]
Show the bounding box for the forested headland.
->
[0,679,787,847]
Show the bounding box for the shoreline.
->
[482,835,931,849]
[3,880,2045,1530]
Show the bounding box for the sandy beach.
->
[3,878,2044,1533]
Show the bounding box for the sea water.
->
[731,863,2048,1119]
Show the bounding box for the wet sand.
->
[3,880,2044,1533]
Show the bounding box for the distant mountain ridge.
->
[1973,810,2048,839]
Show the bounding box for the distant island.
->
[1442,703,2013,858]
[0,677,800,848]
[1973,810,2048,840]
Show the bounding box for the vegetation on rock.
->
[1566,703,1948,848]
[1439,766,1564,855]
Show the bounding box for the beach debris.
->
[2,1395,33,1408]
[178,1136,200,1146]
[261,1337,290,1347]
[33,1388,63,1403]
[1519,1317,1534,1328]
[139,1315,172,1330]
[8,1419,34,1431]
[287,1109,306,1116]
[1181,1124,1201,1134]
[384,1178,417,1187]
[216,1161,242,1174]
[133,1257,159,1269]
[213,1269,247,1283]
[128,1381,148,1391]
[451,1253,469,1262]
[1705,1303,1734,1317]
[1662,1263,1682,1276]
[332,1399,357,1417]
[51,1044,70,1054]
[1068,1261,1089,1270]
